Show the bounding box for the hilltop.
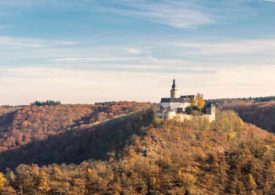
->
[0,103,273,194]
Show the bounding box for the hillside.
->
[0,110,154,171]
[219,101,275,133]
[0,102,151,153]
[0,108,274,194]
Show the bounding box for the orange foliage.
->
[0,110,272,194]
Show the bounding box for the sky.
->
[1,0,275,105]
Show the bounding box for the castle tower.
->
[170,79,179,99]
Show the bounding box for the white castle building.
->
[157,79,216,122]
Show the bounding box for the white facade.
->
[161,102,191,111]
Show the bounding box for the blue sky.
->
[0,0,275,104]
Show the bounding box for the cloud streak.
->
[174,38,275,55]
[263,0,275,3]
[96,0,215,28]
[52,57,140,63]
[1,35,275,74]
[0,36,77,48]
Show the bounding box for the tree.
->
[248,174,257,193]
[31,100,61,106]
[5,169,16,186]
[0,172,16,195]
[0,172,7,189]
[197,94,205,110]
[38,170,51,193]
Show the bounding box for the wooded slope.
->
[0,109,273,195]
[0,102,151,153]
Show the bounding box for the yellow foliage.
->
[0,172,6,189]
[178,168,184,177]
[150,177,157,186]
[178,171,197,194]
[53,166,63,178]
[227,130,237,140]
[197,98,206,110]
[87,168,94,175]
[248,174,257,191]
[215,111,244,132]
[38,171,50,193]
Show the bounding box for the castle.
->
[157,79,216,122]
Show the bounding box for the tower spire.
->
[172,78,176,89]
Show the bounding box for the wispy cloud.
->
[97,0,215,28]
[0,36,46,48]
[174,38,275,56]
[0,0,46,7]
[126,48,142,54]
[1,35,275,73]
[52,57,140,63]
[0,0,72,7]
[0,36,77,48]
[263,0,275,3]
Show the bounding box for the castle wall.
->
[158,111,216,122]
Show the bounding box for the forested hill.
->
[0,106,274,194]
[0,102,151,153]
[0,109,154,171]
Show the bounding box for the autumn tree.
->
[38,170,51,193]
[197,93,205,110]
[0,172,16,195]
[0,172,6,189]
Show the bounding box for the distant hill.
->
[0,107,273,194]
[0,102,151,153]
[208,96,275,105]
[209,99,275,133]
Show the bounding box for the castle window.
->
[177,108,183,113]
